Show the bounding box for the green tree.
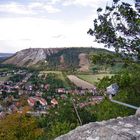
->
[88,0,140,59]
[96,98,134,121]
[0,112,44,140]
[47,121,75,139]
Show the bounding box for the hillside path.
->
[67,75,96,89]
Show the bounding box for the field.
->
[40,71,66,80]
[40,71,71,87]
[0,75,11,82]
[40,71,114,88]
[0,68,9,72]
[77,74,114,85]
[67,75,95,89]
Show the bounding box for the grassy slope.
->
[40,71,71,88]
[77,74,114,85]
[0,76,11,81]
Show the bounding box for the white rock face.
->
[3,48,60,67]
[55,114,140,140]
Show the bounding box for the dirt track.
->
[67,75,96,89]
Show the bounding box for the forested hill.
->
[46,47,112,70]
[2,47,112,70]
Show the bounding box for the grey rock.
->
[136,108,140,117]
[55,115,140,140]
[3,48,61,67]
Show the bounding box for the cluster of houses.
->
[77,96,104,108]
[0,81,17,95]
[56,87,97,95]
[0,69,27,77]
[0,69,104,119]
[0,69,30,118]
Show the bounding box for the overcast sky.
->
[0,0,134,53]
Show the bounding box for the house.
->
[35,91,42,97]
[44,84,50,91]
[51,98,58,106]
[8,104,18,113]
[27,97,35,107]
[57,88,66,93]
[27,97,47,107]
[106,83,119,96]
[61,94,68,99]
[25,83,33,91]
[36,97,47,106]
[90,96,104,104]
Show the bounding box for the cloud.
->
[0,2,61,16]
[28,2,61,14]
[0,2,34,15]
[49,0,112,8]
[0,17,97,53]
[0,0,115,53]
[52,34,66,39]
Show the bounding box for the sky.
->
[0,0,134,53]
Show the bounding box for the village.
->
[0,66,104,119]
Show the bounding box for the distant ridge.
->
[3,48,61,67]
[3,47,112,70]
[0,53,13,58]
[0,53,13,62]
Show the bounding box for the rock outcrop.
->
[2,47,112,69]
[3,48,60,67]
[55,108,140,140]
[78,53,90,72]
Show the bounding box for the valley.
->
[0,47,140,139]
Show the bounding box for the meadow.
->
[77,74,114,85]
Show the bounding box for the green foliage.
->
[96,63,140,120]
[47,121,75,139]
[95,98,134,121]
[38,97,97,139]
[78,108,96,124]
[45,73,67,88]
[38,99,78,139]
[9,74,25,83]
[90,53,116,65]
[46,47,112,70]
[88,1,140,59]
[0,113,44,140]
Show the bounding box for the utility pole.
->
[71,99,82,126]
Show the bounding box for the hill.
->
[2,47,112,70]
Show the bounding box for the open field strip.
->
[67,75,95,89]
[77,74,114,85]
[40,71,64,80]
[40,71,69,87]
[0,75,11,82]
